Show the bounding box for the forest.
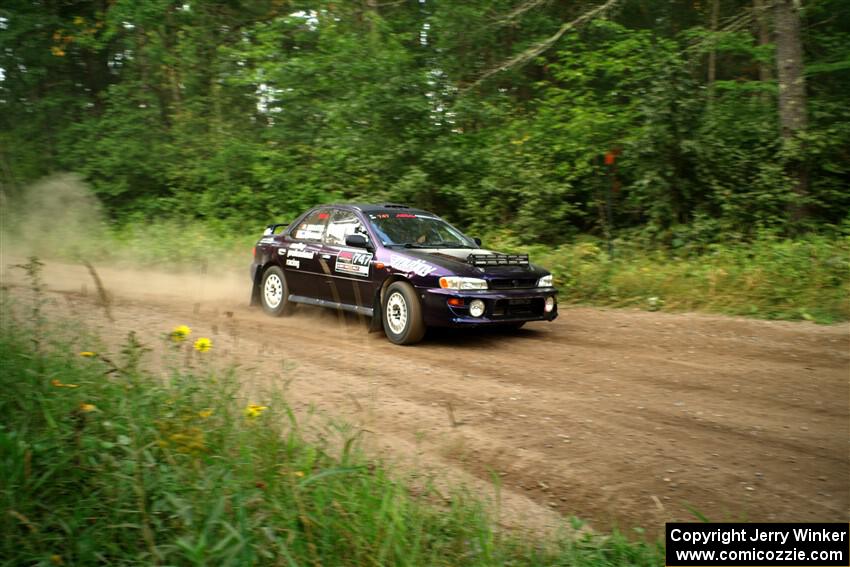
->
[1,5,849,563]
[2,0,848,241]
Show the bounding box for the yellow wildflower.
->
[244,404,268,418]
[79,351,96,357]
[294,471,305,478]
[51,554,64,565]
[198,409,213,419]
[170,325,191,342]
[79,403,96,413]
[52,379,79,388]
[193,337,212,352]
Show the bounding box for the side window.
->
[324,209,367,247]
[291,210,329,242]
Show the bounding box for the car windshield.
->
[367,212,477,248]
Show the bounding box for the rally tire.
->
[382,281,426,345]
[260,266,293,317]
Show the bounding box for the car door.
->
[283,208,331,298]
[321,209,377,308]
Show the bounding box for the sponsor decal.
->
[285,258,300,269]
[335,250,372,277]
[295,229,323,240]
[286,242,315,260]
[294,223,325,241]
[390,254,436,277]
[288,250,315,259]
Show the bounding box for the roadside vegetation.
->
[0,261,663,566]
[515,232,850,324]
[5,198,847,324]
[3,1,849,325]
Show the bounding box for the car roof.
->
[321,203,434,216]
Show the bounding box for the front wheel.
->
[383,281,426,345]
[260,266,293,316]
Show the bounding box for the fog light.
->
[469,299,485,317]
[544,296,555,313]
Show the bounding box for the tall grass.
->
[0,272,663,566]
[10,205,845,322]
[488,233,849,324]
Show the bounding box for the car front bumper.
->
[420,287,558,327]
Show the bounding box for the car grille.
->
[489,278,538,290]
[492,298,545,318]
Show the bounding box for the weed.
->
[485,233,850,323]
[0,291,663,566]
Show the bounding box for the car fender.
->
[369,274,417,333]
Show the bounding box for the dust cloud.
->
[1,174,247,307]
[1,173,107,262]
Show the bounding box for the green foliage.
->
[0,293,664,566]
[508,232,850,323]
[2,0,848,244]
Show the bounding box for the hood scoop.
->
[467,253,530,267]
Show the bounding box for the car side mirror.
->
[473,237,482,247]
[345,234,371,250]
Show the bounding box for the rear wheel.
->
[260,266,292,316]
[383,281,426,345]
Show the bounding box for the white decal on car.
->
[390,254,436,277]
[287,248,315,260]
[335,250,372,277]
[285,258,300,269]
[295,229,323,240]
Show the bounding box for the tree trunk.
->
[753,0,772,84]
[774,0,808,219]
[775,0,806,134]
[708,0,719,91]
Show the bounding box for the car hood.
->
[393,248,549,278]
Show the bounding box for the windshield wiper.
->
[427,241,474,248]
[391,242,473,249]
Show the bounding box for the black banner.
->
[666,523,849,566]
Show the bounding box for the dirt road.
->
[4,260,848,536]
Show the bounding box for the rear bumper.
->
[420,287,558,327]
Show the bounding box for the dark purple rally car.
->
[250,204,557,344]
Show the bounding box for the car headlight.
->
[537,274,553,288]
[439,277,488,290]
